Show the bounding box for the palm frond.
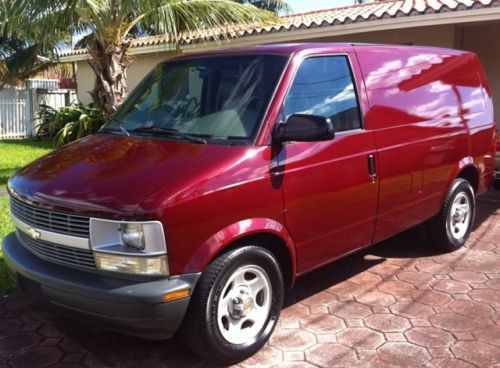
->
[233,0,290,14]
[6,0,284,113]
[140,0,279,44]
[0,1,75,87]
[0,61,7,79]
[0,36,71,88]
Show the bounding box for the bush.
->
[37,104,105,147]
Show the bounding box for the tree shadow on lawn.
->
[0,138,53,150]
[0,167,20,187]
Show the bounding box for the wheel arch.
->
[218,232,295,289]
[446,157,479,196]
[457,165,479,194]
[182,218,297,288]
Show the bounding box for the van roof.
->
[171,42,468,60]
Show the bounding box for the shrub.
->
[37,104,105,147]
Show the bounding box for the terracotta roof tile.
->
[60,0,499,57]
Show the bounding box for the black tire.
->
[426,178,475,252]
[182,245,284,365]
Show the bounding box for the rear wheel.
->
[426,178,475,252]
[182,245,284,365]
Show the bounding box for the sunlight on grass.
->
[0,139,53,187]
[0,197,15,294]
[0,139,53,294]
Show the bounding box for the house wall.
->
[75,63,93,106]
[460,22,500,129]
[311,24,456,48]
[76,52,171,106]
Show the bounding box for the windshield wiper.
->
[101,117,130,136]
[111,117,131,136]
[131,126,208,144]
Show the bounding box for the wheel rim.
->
[448,191,471,240]
[217,265,272,345]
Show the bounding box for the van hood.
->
[8,134,248,218]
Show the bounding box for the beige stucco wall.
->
[75,52,172,106]
[460,22,500,129]
[311,24,456,48]
[75,62,93,106]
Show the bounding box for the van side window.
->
[283,56,362,132]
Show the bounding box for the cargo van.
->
[3,44,496,364]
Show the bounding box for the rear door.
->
[277,53,378,273]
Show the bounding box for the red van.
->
[3,44,496,364]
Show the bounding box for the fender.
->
[443,156,478,200]
[182,218,297,285]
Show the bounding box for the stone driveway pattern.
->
[0,191,499,368]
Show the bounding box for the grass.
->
[0,139,53,294]
[0,139,54,187]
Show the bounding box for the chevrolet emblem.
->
[26,227,41,240]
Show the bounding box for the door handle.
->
[368,154,376,182]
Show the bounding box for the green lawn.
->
[0,139,53,294]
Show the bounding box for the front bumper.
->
[2,232,200,339]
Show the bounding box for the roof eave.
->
[60,6,500,63]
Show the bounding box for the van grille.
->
[10,195,90,238]
[16,231,96,269]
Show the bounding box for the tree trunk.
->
[87,38,131,118]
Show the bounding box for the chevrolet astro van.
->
[3,44,496,364]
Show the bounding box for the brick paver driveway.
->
[1,191,499,368]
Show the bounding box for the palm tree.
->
[0,38,67,90]
[0,1,64,89]
[234,0,290,13]
[18,0,282,117]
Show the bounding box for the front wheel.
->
[426,178,475,252]
[182,245,284,365]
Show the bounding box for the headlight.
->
[120,223,145,250]
[89,218,168,276]
[94,253,169,276]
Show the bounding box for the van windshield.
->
[101,54,288,144]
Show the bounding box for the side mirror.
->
[273,114,335,143]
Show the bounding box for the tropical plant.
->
[0,1,69,89]
[37,104,105,147]
[19,0,282,118]
[234,0,290,13]
[0,38,68,89]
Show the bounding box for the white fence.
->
[37,90,78,111]
[0,87,77,139]
[0,94,29,139]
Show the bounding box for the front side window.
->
[283,56,362,133]
[102,55,288,143]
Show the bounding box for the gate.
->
[36,89,77,111]
[0,88,29,139]
[0,87,77,139]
